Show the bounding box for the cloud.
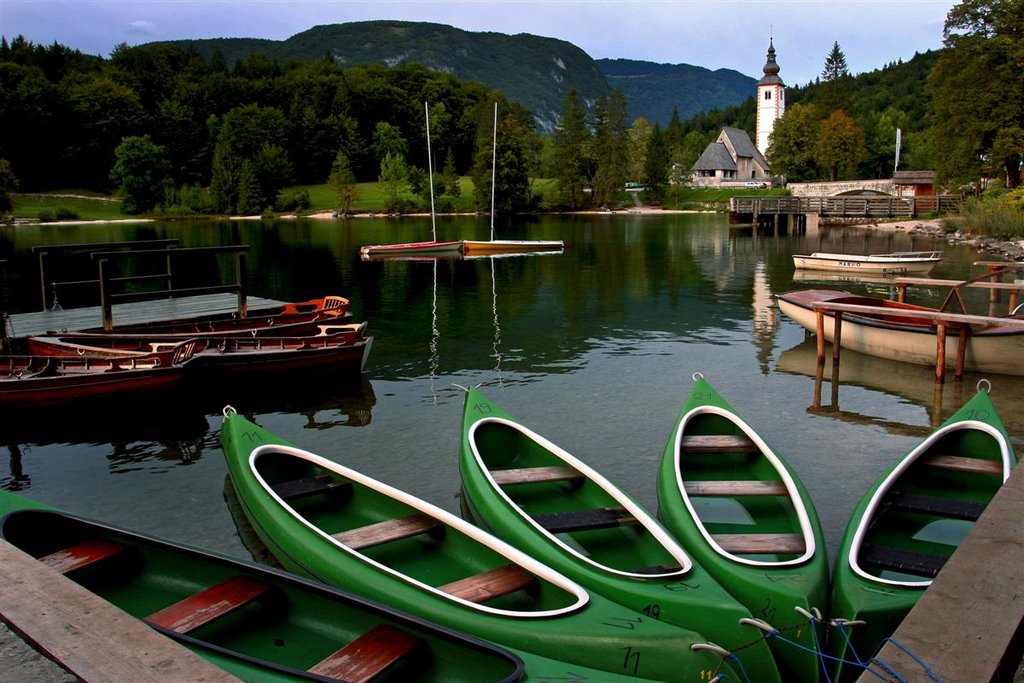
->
[126,20,159,38]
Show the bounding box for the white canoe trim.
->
[672,405,818,568]
[847,419,1012,588]
[467,416,693,578]
[247,443,590,618]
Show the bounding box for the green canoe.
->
[458,386,778,682]
[220,407,727,682]
[0,490,525,682]
[656,373,830,682]
[829,382,1017,681]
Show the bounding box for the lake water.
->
[2,213,1021,567]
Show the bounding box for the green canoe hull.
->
[656,375,831,683]
[220,411,719,682]
[829,386,1017,682]
[459,387,773,682]
[0,490,525,683]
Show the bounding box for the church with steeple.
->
[756,39,785,157]
[690,39,783,186]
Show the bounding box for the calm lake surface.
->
[2,213,1021,567]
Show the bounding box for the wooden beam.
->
[808,301,1024,328]
[490,466,583,486]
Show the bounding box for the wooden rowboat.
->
[0,490,526,682]
[461,240,564,255]
[792,252,942,275]
[458,386,779,682]
[777,289,1024,376]
[26,324,373,377]
[828,383,1017,681]
[656,374,830,682]
[0,341,196,408]
[359,241,464,258]
[219,408,730,682]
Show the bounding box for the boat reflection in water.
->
[774,337,1024,443]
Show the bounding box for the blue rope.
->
[870,638,944,682]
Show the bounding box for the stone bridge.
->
[786,179,895,196]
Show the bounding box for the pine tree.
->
[551,89,593,210]
[821,42,850,82]
[820,42,852,113]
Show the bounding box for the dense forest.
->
[0,1,1020,219]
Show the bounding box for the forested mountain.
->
[596,59,754,126]
[165,21,611,134]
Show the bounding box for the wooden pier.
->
[856,458,1024,682]
[729,195,962,228]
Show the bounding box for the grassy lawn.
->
[12,192,127,221]
[8,182,782,221]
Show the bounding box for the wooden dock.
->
[856,458,1024,682]
[0,540,242,682]
[4,293,288,338]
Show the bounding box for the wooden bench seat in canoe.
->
[531,507,639,534]
[885,491,987,521]
[712,533,805,555]
[40,540,124,574]
[332,513,441,550]
[922,454,1004,475]
[439,564,537,603]
[271,475,352,502]
[680,434,758,454]
[308,624,420,683]
[683,480,788,496]
[146,576,271,635]
[490,466,584,486]
[860,543,948,578]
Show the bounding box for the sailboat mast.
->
[425,101,437,241]
[490,102,497,242]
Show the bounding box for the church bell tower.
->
[756,39,785,159]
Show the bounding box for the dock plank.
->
[0,539,241,683]
[7,293,287,338]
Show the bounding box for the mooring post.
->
[815,310,826,362]
[955,326,968,380]
[98,258,112,331]
[832,312,843,365]
[934,322,947,383]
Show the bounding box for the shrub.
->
[54,206,79,220]
[37,209,55,222]
[275,189,310,213]
[961,197,1024,240]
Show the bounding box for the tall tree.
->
[819,41,853,113]
[471,112,533,213]
[327,149,358,215]
[816,109,868,181]
[0,158,18,217]
[643,123,670,201]
[929,0,1024,189]
[378,152,407,213]
[551,88,593,210]
[627,117,652,183]
[109,135,172,214]
[591,90,630,208]
[767,103,822,181]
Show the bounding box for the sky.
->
[1,0,958,86]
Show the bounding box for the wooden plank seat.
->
[631,563,683,575]
[40,539,124,574]
[490,466,584,486]
[684,480,788,497]
[885,491,987,521]
[308,624,420,683]
[271,475,351,502]
[860,543,948,578]
[922,454,1004,476]
[146,576,271,635]
[333,513,441,551]
[680,434,758,454]
[439,564,537,603]
[531,507,639,534]
[712,533,806,555]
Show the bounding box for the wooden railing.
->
[91,246,250,330]
[729,195,962,218]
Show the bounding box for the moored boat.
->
[0,490,527,682]
[776,289,1024,376]
[219,407,734,682]
[828,382,1017,681]
[656,373,830,682]
[0,341,196,408]
[461,240,564,255]
[27,324,373,377]
[792,251,942,275]
[359,240,464,258]
[458,385,781,682]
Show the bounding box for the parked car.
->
[745,181,769,188]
